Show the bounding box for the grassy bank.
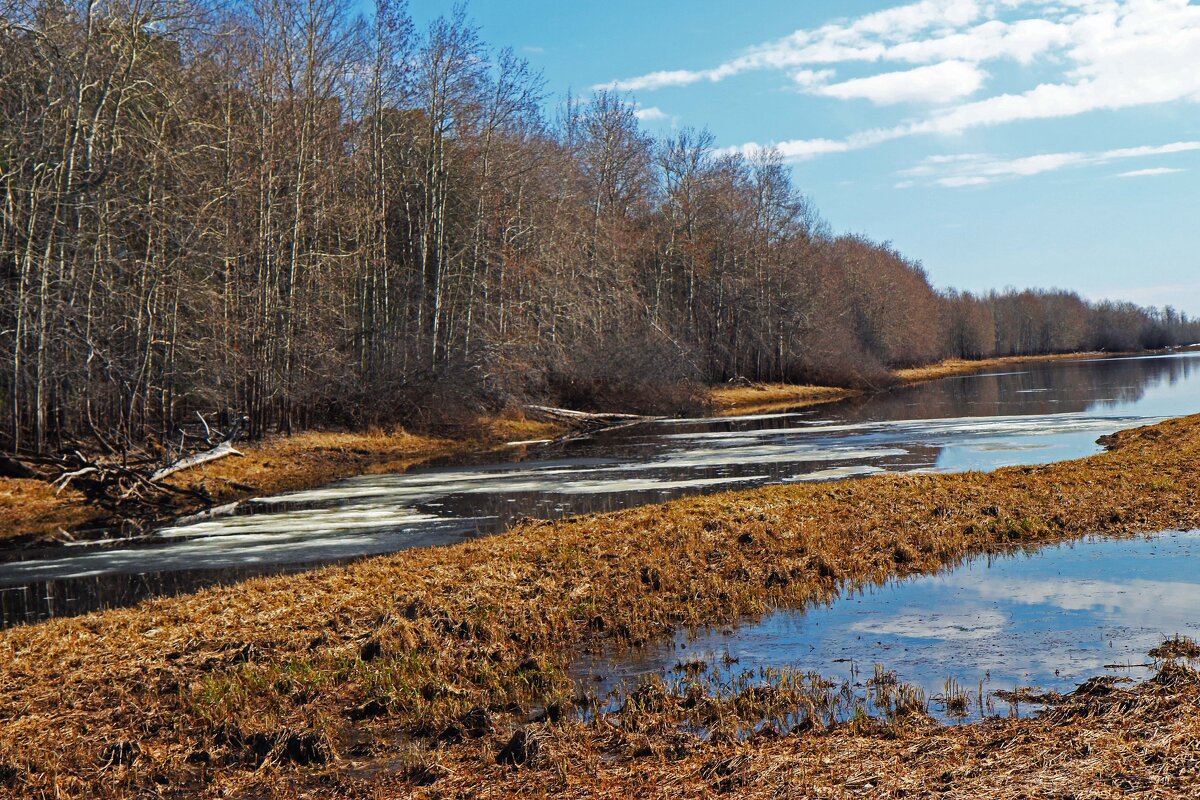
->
[1,351,1140,543]
[709,383,861,416]
[0,416,561,544]
[712,351,1128,417]
[892,350,1123,384]
[1,412,1199,797]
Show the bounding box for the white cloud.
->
[722,138,855,161]
[815,60,987,104]
[851,0,983,36]
[633,106,669,122]
[600,69,711,92]
[898,139,1200,186]
[726,128,904,161]
[789,68,837,89]
[594,0,991,91]
[1116,167,1186,177]
[1105,142,1200,159]
[600,0,1200,160]
[885,17,1069,64]
[937,175,993,187]
[599,0,1042,93]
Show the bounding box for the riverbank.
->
[0,350,1152,543]
[1,411,1198,797]
[892,350,1126,384]
[0,416,562,544]
[709,383,861,416]
[710,350,1129,416]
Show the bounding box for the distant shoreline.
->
[711,349,1142,416]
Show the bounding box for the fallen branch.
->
[0,455,36,479]
[524,404,654,429]
[149,440,243,482]
[2,416,248,522]
[52,465,99,495]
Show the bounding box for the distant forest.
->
[3,0,1198,451]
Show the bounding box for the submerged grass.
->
[0,415,1199,796]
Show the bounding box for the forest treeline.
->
[3,0,1198,452]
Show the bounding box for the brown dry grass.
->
[1,414,1199,797]
[0,416,562,543]
[893,351,1121,384]
[0,478,95,540]
[0,351,1128,541]
[709,383,860,416]
[712,352,1127,418]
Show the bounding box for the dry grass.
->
[893,351,1121,385]
[711,352,1128,418]
[1,413,1199,797]
[709,383,860,416]
[0,351,1130,540]
[0,478,95,540]
[0,416,563,543]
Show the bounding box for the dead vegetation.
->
[709,382,860,416]
[0,415,562,543]
[711,351,1130,417]
[893,351,1123,385]
[0,350,1150,541]
[0,415,1199,797]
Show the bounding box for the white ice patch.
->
[600,445,908,471]
[785,465,885,482]
[849,609,1006,641]
[157,505,452,540]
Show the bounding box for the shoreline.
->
[0,413,1198,796]
[0,349,1158,544]
[711,349,1139,417]
[0,416,563,545]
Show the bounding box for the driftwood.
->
[524,404,653,430]
[149,440,243,482]
[3,415,248,519]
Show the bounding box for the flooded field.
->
[576,529,1200,723]
[2,351,1198,626]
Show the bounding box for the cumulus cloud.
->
[633,106,669,122]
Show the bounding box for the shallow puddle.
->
[575,530,1200,722]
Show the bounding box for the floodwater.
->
[2,351,1198,627]
[575,530,1200,723]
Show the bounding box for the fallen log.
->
[3,416,248,522]
[0,455,35,479]
[149,440,243,482]
[524,404,653,429]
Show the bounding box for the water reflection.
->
[1,352,1198,626]
[575,530,1200,722]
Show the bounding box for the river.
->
[2,351,1198,628]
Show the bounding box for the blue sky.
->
[410,1,1200,315]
